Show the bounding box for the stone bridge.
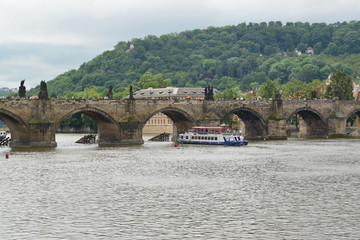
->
[0,98,359,148]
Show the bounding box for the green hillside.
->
[29,21,360,97]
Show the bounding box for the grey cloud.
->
[1,0,360,88]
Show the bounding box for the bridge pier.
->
[266,98,287,140]
[327,111,347,138]
[196,119,220,127]
[10,140,57,148]
[96,122,144,146]
[113,119,144,146]
[9,120,57,148]
[267,119,287,140]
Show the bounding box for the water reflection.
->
[0,135,360,239]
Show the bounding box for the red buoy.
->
[5,154,9,159]
[174,143,177,147]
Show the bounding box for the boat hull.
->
[178,139,248,146]
[223,140,248,146]
[178,140,223,145]
[177,126,248,146]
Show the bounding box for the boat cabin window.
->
[181,136,184,139]
[186,136,189,139]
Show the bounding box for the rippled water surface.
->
[1,134,360,239]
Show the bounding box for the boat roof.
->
[192,126,231,129]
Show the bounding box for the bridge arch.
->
[144,107,196,135]
[221,107,267,139]
[57,107,120,144]
[345,109,360,137]
[286,108,328,138]
[345,109,360,121]
[0,109,30,144]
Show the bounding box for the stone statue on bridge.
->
[311,90,317,100]
[38,80,49,100]
[275,88,281,100]
[107,85,113,99]
[204,86,214,101]
[18,80,26,98]
[129,85,135,100]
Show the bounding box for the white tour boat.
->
[177,126,248,146]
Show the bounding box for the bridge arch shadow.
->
[286,108,328,138]
[57,107,120,145]
[222,107,267,139]
[143,107,196,137]
[0,109,30,146]
[345,109,360,137]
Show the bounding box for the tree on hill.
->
[214,87,242,100]
[258,79,281,99]
[324,70,353,100]
[282,79,308,99]
[138,72,172,89]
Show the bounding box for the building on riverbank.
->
[143,113,173,134]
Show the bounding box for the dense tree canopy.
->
[324,70,354,100]
[138,72,172,89]
[27,21,360,97]
[258,79,281,99]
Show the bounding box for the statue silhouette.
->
[107,85,113,99]
[18,80,26,98]
[129,85,135,100]
[38,81,49,100]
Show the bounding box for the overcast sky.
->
[1,0,359,89]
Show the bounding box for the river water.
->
[0,134,360,239]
